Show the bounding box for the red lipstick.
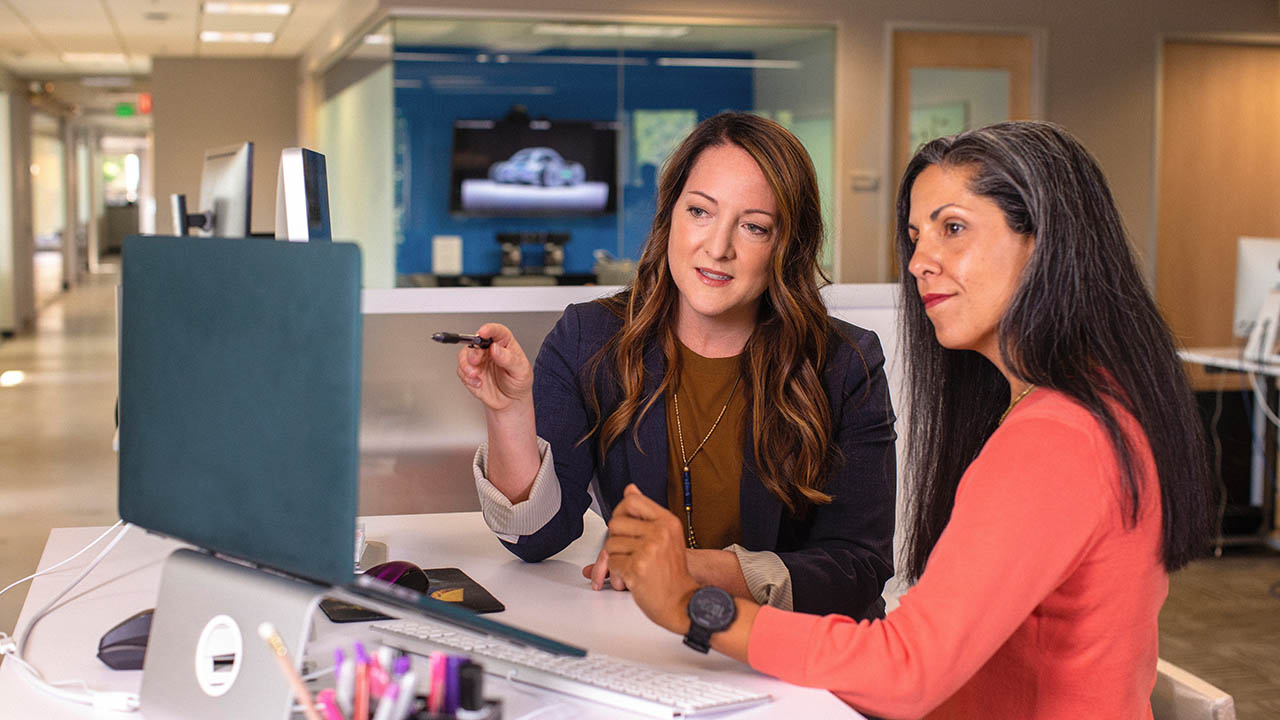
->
[921,293,952,309]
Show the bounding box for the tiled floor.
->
[1,270,1278,715]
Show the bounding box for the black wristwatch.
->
[683,586,736,653]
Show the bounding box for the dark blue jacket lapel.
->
[624,340,670,506]
[737,408,782,549]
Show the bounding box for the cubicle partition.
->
[359,284,905,525]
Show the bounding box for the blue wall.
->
[394,48,754,277]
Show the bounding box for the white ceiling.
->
[0,0,347,77]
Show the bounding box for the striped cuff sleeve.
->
[726,544,794,611]
[473,437,562,541]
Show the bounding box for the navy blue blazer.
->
[503,300,897,619]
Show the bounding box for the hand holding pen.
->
[448,323,534,414]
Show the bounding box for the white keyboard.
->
[371,617,772,718]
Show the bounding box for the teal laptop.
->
[118,235,583,656]
[119,235,363,585]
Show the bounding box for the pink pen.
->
[427,653,447,714]
[316,688,346,720]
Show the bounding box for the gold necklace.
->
[999,383,1036,426]
[673,375,741,549]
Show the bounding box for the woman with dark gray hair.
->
[602,121,1214,719]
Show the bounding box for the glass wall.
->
[345,17,835,287]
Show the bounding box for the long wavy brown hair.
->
[586,112,838,512]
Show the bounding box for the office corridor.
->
[0,269,119,636]
[0,273,1277,715]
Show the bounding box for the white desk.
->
[0,512,861,719]
[1179,346,1280,550]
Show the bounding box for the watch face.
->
[688,587,735,630]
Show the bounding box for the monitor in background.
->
[449,118,618,216]
[1234,237,1280,338]
[275,147,332,242]
[169,142,254,237]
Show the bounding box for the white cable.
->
[1245,370,1280,428]
[0,520,124,599]
[1,522,140,712]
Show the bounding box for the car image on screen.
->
[488,147,587,187]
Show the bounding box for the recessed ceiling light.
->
[363,34,391,45]
[655,57,802,70]
[203,2,291,15]
[200,31,276,43]
[62,53,128,64]
[0,370,26,387]
[532,23,689,39]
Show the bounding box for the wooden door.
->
[1157,41,1280,365]
[890,31,1037,272]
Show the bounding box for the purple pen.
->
[445,656,464,714]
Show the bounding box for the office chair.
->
[1151,659,1236,720]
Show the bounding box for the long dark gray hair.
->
[896,121,1212,581]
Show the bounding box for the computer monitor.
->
[170,142,254,237]
[1234,237,1280,334]
[275,147,332,242]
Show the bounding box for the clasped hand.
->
[598,484,699,635]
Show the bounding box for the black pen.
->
[431,331,493,349]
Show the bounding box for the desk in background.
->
[1180,347,1280,551]
[0,512,861,719]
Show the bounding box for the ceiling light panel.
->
[199,31,276,43]
[203,2,291,15]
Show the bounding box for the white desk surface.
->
[1180,345,1280,377]
[0,512,861,719]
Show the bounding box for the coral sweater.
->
[748,389,1167,719]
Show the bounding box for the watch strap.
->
[683,623,713,653]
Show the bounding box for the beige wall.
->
[310,0,1280,284]
[0,67,35,333]
[151,58,300,236]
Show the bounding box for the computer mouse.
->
[364,560,430,594]
[97,607,154,671]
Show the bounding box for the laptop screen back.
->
[119,235,362,585]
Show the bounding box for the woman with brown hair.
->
[456,112,896,618]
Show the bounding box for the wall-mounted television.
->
[449,118,618,216]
